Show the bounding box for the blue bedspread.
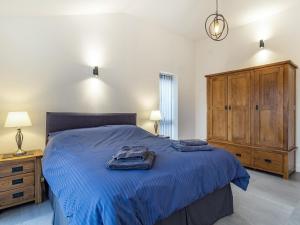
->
[42,125,250,225]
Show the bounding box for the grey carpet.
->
[0,170,299,225]
[288,203,300,225]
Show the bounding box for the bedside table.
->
[0,149,43,210]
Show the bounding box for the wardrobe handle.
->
[225,105,228,110]
[264,159,272,164]
[229,106,232,110]
[256,105,259,110]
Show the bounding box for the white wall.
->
[195,6,300,171]
[0,13,196,153]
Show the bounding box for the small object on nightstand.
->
[158,135,170,139]
[4,112,32,156]
[0,149,43,210]
[150,110,162,135]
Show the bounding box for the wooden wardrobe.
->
[206,60,297,179]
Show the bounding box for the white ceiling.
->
[0,0,298,39]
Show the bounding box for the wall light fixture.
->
[93,66,99,78]
[259,40,265,49]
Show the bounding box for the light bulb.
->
[214,20,220,34]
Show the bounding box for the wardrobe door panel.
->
[228,72,251,144]
[207,76,228,141]
[253,66,284,148]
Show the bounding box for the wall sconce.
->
[93,66,99,78]
[259,40,265,49]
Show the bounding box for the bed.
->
[43,112,250,225]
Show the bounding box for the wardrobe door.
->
[253,66,284,148]
[228,72,251,144]
[207,76,228,141]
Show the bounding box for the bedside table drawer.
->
[0,161,34,177]
[0,186,34,208]
[0,173,34,192]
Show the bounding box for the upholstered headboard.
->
[46,112,137,143]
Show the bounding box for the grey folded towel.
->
[172,141,213,152]
[113,146,149,161]
[107,151,156,170]
[179,139,208,146]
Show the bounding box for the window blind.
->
[159,73,174,137]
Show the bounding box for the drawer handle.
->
[264,159,272,163]
[12,166,23,173]
[12,192,24,199]
[236,153,242,157]
[12,178,24,185]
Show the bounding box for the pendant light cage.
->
[205,0,229,41]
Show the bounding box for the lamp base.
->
[154,121,159,136]
[14,149,27,156]
[3,151,33,159]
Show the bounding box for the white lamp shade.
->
[150,110,161,121]
[4,112,32,128]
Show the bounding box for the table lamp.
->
[4,112,32,156]
[150,110,161,135]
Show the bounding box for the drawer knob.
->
[264,159,272,163]
[12,192,24,199]
[12,166,23,173]
[12,178,24,185]
[235,153,242,157]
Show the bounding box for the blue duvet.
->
[43,125,250,225]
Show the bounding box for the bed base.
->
[50,184,233,225]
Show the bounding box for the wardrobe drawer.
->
[0,186,34,208]
[254,151,283,173]
[209,142,252,166]
[230,148,252,166]
[0,161,34,178]
[0,173,34,192]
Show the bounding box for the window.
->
[159,72,178,139]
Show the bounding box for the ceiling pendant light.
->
[205,0,229,41]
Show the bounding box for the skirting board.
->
[296,164,300,173]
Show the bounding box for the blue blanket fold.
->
[172,141,213,152]
[179,139,208,146]
[113,146,149,161]
[107,151,155,170]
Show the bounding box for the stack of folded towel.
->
[171,139,213,152]
[107,146,156,170]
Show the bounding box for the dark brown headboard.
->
[46,112,137,143]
